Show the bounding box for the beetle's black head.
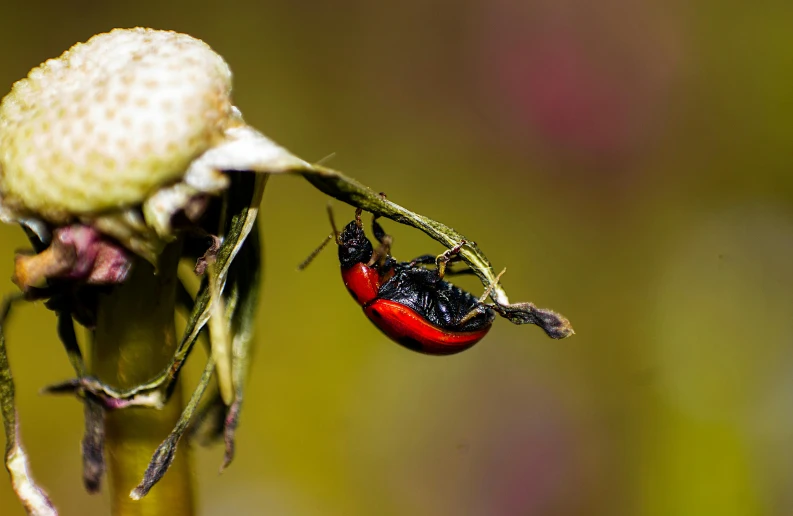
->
[338,219,373,269]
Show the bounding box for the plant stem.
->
[92,242,195,516]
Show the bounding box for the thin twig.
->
[0,294,57,515]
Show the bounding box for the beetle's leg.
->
[458,304,492,326]
[368,216,393,268]
[435,240,467,279]
[410,242,467,271]
[478,267,506,303]
[408,253,472,276]
[408,254,435,267]
[443,267,477,277]
[372,216,387,245]
[459,268,507,325]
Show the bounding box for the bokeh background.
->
[1,1,792,515]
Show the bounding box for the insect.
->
[301,207,501,355]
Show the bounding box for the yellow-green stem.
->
[92,243,195,516]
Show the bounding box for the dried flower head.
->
[0,28,233,221]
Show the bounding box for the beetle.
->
[301,207,498,355]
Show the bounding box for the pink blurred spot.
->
[475,0,681,167]
[507,33,632,156]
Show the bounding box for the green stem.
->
[92,242,194,516]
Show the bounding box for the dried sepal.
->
[221,218,261,470]
[492,302,574,339]
[53,310,106,492]
[187,393,226,446]
[80,400,105,493]
[130,357,215,500]
[13,225,131,294]
[207,267,233,404]
[181,223,260,468]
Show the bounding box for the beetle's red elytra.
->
[363,299,490,355]
[341,262,383,305]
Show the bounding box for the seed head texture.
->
[0,28,233,220]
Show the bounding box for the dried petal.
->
[12,225,132,292]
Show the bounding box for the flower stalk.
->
[91,242,194,516]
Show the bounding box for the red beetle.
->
[303,208,495,355]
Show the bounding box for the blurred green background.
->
[2,1,793,515]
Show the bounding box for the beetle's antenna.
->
[297,234,334,270]
[298,204,341,271]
